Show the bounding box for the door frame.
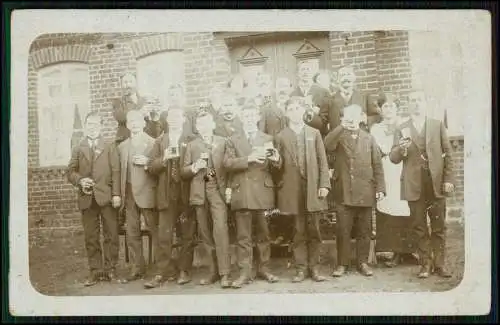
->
[214,31,330,49]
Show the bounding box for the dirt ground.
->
[29,222,464,296]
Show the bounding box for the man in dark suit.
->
[389,89,455,279]
[111,73,165,144]
[143,107,195,289]
[290,60,332,136]
[183,92,244,139]
[182,111,232,288]
[223,101,280,288]
[117,110,157,282]
[271,96,331,283]
[324,104,386,277]
[67,111,121,287]
[306,66,381,135]
[258,77,292,137]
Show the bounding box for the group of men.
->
[67,60,455,291]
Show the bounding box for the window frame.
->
[37,61,90,167]
[136,50,186,109]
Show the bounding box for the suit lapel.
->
[121,139,130,173]
[425,118,431,156]
[93,137,106,161]
[236,133,253,156]
[283,127,299,166]
[80,139,92,162]
[211,136,225,170]
[304,126,313,169]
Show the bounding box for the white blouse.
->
[370,123,411,217]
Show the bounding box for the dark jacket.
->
[324,125,386,207]
[111,94,164,143]
[117,132,156,209]
[290,83,332,136]
[181,135,228,206]
[223,131,276,211]
[389,118,454,201]
[307,89,381,135]
[272,126,330,214]
[147,132,193,210]
[67,137,121,210]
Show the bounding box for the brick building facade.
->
[27,31,465,234]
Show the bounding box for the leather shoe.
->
[83,273,99,287]
[434,267,452,278]
[292,271,306,283]
[332,265,346,277]
[125,272,144,282]
[417,265,431,279]
[231,275,250,289]
[258,272,279,283]
[220,275,232,289]
[358,263,373,277]
[200,274,219,285]
[144,275,164,289]
[311,270,327,282]
[177,271,191,285]
[104,270,118,282]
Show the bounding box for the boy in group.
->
[117,110,157,282]
[223,101,280,289]
[270,96,331,283]
[143,107,195,289]
[324,104,386,277]
[181,109,233,288]
[67,111,121,286]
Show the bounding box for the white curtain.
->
[37,63,90,166]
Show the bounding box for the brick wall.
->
[27,32,464,232]
[27,32,232,230]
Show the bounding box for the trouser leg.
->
[355,207,372,265]
[208,189,231,276]
[335,204,354,267]
[234,210,253,277]
[155,208,177,277]
[306,212,322,272]
[100,204,119,272]
[254,210,271,274]
[81,199,103,274]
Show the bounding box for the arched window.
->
[37,62,90,166]
[136,51,185,108]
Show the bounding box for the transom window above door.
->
[227,32,330,91]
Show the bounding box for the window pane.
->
[48,84,62,98]
[137,51,185,108]
[37,63,89,166]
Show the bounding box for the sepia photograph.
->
[9,10,491,316]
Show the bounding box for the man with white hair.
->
[291,60,332,136]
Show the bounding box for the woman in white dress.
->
[370,94,412,267]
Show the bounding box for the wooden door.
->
[226,32,331,90]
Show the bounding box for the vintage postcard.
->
[9,9,491,316]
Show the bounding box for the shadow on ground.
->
[28,222,464,296]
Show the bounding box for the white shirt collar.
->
[88,137,98,147]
